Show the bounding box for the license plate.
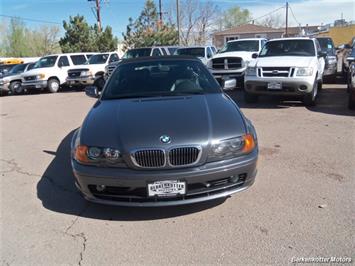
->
[267,82,282,90]
[148,180,186,197]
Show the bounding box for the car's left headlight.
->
[80,71,92,77]
[296,67,313,76]
[36,74,46,80]
[327,56,337,64]
[74,145,125,167]
[246,67,257,76]
[208,134,256,162]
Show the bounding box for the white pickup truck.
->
[66,52,119,89]
[208,38,267,89]
[244,38,325,106]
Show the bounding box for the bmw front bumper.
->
[71,150,258,207]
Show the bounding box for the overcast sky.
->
[1,0,354,37]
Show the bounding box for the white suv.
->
[22,53,93,93]
[66,52,119,89]
[174,46,215,65]
[244,38,325,106]
[208,38,267,89]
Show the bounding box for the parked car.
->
[22,53,92,93]
[207,38,267,89]
[71,56,258,206]
[346,49,355,109]
[244,38,325,106]
[0,64,18,78]
[174,46,215,65]
[316,37,337,81]
[66,52,119,90]
[104,46,178,81]
[0,62,35,95]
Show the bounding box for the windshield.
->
[34,56,58,68]
[317,38,334,51]
[259,40,316,57]
[220,40,259,53]
[27,63,35,71]
[8,64,27,74]
[175,48,205,57]
[102,60,221,100]
[87,54,109,64]
[123,48,152,59]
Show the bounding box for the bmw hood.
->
[80,94,247,152]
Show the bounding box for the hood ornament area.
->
[160,135,171,144]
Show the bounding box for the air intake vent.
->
[169,147,200,166]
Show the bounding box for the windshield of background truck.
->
[87,54,109,64]
[34,56,58,68]
[123,48,152,58]
[220,40,259,53]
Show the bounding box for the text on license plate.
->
[267,82,282,90]
[148,181,186,197]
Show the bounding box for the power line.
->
[288,3,301,26]
[0,14,61,25]
[248,6,285,25]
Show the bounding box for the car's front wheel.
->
[244,91,259,103]
[9,81,23,95]
[48,78,60,93]
[303,80,318,106]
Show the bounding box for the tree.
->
[257,14,285,28]
[122,0,178,50]
[220,7,251,29]
[29,25,61,55]
[2,18,28,57]
[59,15,96,53]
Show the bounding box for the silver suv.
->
[244,38,325,106]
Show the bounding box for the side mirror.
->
[223,79,236,91]
[347,56,355,62]
[252,53,258,59]
[318,51,327,58]
[85,86,99,98]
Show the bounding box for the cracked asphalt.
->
[1,83,354,265]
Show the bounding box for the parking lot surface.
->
[1,84,354,265]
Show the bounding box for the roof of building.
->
[213,24,285,36]
[282,25,320,35]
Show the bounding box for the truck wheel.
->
[94,77,105,92]
[10,81,23,95]
[349,91,355,110]
[244,91,259,103]
[48,78,60,93]
[303,80,318,106]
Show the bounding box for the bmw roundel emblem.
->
[160,135,171,144]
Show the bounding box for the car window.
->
[175,48,205,57]
[220,40,260,53]
[123,48,152,58]
[8,64,27,74]
[34,56,58,68]
[70,55,87,65]
[259,40,316,57]
[168,47,178,55]
[211,47,217,54]
[161,48,168,56]
[86,54,94,59]
[207,47,213,59]
[102,59,221,100]
[152,48,162,56]
[87,54,109,64]
[109,54,119,63]
[27,63,35,71]
[317,38,334,51]
[58,56,70,67]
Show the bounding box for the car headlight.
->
[0,79,9,84]
[208,134,256,162]
[207,59,213,69]
[246,67,257,76]
[80,70,92,77]
[296,67,313,76]
[74,145,125,167]
[36,74,46,80]
[327,56,337,64]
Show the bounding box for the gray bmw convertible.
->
[71,56,258,206]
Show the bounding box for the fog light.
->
[299,85,307,91]
[96,185,106,192]
[238,173,247,182]
[229,175,239,183]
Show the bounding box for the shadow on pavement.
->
[228,84,355,117]
[37,130,226,221]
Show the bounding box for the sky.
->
[1,0,354,38]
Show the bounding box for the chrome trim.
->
[167,145,202,168]
[130,148,167,168]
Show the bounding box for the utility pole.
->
[88,0,102,32]
[176,0,180,45]
[285,1,289,37]
[159,0,163,23]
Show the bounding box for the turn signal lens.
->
[242,134,256,154]
[75,145,89,163]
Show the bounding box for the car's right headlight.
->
[36,74,46,80]
[74,145,126,167]
[246,67,257,76]
[208,134,256,162]
[296,67,313,76]
[80,71,92,77]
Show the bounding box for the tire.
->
[244,91,259,103]
[317,80,323,92]
[349,90,355,110]
[47,78,60,93]
[94,77,105,92]
[9,81,23,95]
[303,80,318,106]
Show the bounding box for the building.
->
[315,24,355,47]
[283,25,320,37]
[212,24,284,48]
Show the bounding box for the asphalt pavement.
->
[1,83,354,265]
